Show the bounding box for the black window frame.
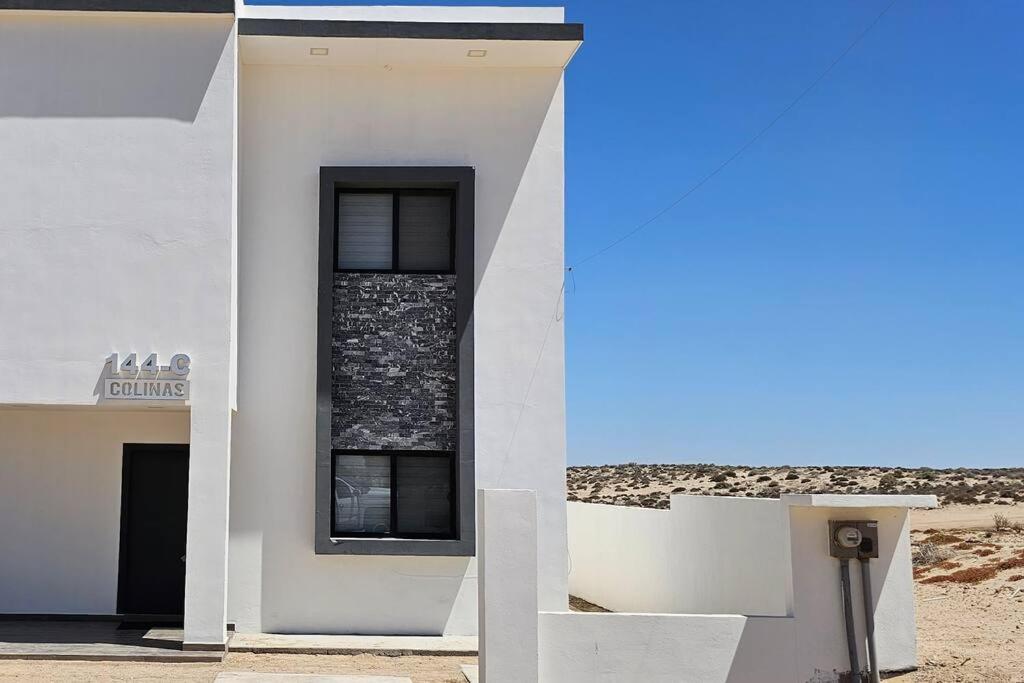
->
[331,449,457,540]
[334,188,456,274]
[316,166,475,558]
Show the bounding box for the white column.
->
[182,362,232,649]
[478,489,539,683]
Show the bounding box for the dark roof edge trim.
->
[239,18,584,42]
[0,1,233,12]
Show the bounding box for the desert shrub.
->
[785,472,799,480]
[710,473,729,483]
[913,543,954,566]
[767,481,779,488]
[974,549,997,557]
[993,513,1012,531]
[1008,575,1024,582]
[921,566,999,584]
[934,560,962,570]
[924,532,965,545]
[757,475,771,482]
[878,473,899,490]
[993,555,1024,571]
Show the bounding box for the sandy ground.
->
[911,503,1024,531]
[567,463,1024,509]
[0,653,475,682]
[891,511,1024,683]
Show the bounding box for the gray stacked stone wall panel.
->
[331,273,457,451]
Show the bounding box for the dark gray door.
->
[117,444,189,616]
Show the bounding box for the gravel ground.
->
[0,653,474,682]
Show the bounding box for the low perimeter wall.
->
[476,489,934,683]
[539,612,795,683]
[566,494,928,680]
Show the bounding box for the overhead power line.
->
[572,0,901,268]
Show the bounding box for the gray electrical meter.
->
[828,520,879,559]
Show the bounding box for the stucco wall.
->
[0,11,237,645]
[566,502,676,613]
[0,11,236,407]
[231,62,567,634]
[0,408,189,614]
[789,505,917,677]
[568,498,790,616]
[538,612,796,683]
[566,497,920,679]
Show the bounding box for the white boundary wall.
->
[565,494,931,680]
[539,612,796,683]
[568,497,789,616]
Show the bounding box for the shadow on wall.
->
[228,65,565,635]
[469,70,565,298]
[0,13,232,120]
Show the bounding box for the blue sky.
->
[258,1,1023,468]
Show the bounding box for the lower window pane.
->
[334,454,391,535]
[396,455,453,536]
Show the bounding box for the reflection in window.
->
[332,451,454,539]
[334,454,391,534]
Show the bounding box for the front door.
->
[117,444,189,616]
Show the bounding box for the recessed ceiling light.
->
[467,49,488,58]
[310,47,329,56]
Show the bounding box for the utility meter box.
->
[828,520,879,559]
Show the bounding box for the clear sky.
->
[254,1,1023,469]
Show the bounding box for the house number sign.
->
[102,353,191,401]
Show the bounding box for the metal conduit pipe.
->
[860,559,881,683]
[840,558,862,683]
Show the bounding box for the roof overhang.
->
[0,0,232,12]
[239,21,582,69]
[237,7,582,70]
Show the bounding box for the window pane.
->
[334,454,391,534]
[337,193,393,270]
[396,455,453,536]
[398,194,451,272]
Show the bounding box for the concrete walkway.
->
[216,674,411,683]
[228,633,477,657]
[0,621,220,662]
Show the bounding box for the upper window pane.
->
[337,193,393,270]
[398,194,452,272]
[334,454,391,535]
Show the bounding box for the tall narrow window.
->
[335,190,453,273]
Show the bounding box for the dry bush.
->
[924,532,965,546]
[1008,575,1024,582]
[921,566,1000,585]
[993,556,1024,572]
[913,543,954,566]
[994,513,1012,531]
[974,549,997,557]
[934,560,962,570]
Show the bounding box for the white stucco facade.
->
[0,2,580,646]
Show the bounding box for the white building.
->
[0,4,932,680]
[0,0,582,650]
